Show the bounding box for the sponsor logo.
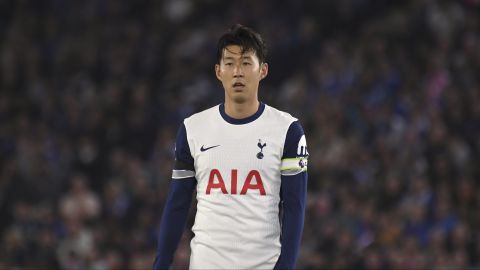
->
[297,135,309,157]
[206,169,266,196]
[200,145,220,152]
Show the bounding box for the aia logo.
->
[206,169,266,196]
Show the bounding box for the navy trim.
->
[219,102,265,125]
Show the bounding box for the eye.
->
[242,62,252,66]
[224,62,233,66]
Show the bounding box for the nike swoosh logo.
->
[200,145,220,152]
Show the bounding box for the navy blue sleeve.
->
[275,121,308,270]
[275,173,307,270]
[282,121,308,159]
[173,123,195,171]
[153,178,196,269]
[153,123,196,270]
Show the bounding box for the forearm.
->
[274,172,307,270]
[153,178,196,270]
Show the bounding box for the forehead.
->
[222,45,257,60]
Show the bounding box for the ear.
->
[215,64,222,81]
[260,62,268,80]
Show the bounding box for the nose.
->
[233,63,244,77]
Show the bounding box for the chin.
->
[232,96,247,104]
[228,90,248,104]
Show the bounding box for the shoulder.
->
[183,104,220,128]
[263,104,298,127]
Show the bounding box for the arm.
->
[274,121,309,270]
[274,172,307,270]
[153,178,195,269]
[153,124,196,270]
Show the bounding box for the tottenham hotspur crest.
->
[256,139,267,159]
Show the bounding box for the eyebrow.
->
[222,56,254,60]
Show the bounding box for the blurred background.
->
[1,0,479,269]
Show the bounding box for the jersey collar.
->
[219,102,265,125]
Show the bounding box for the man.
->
[153,24,308,270]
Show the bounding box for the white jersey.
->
[173,103,308,269]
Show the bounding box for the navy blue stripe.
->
[219,102,265,125]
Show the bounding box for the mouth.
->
[232,82,246,91]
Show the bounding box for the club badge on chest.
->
[256,139,266,159]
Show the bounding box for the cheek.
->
[217,70,227,81]
[220,69,233,79]
[251,71,263,81]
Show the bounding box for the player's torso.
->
[183,105,294,269]
[194,124,282,198]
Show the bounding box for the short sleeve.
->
[172,123,195,179]
[281,121,309,176]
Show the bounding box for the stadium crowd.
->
[0,0,479,269]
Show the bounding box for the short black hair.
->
[216,24,267,64]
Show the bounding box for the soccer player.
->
[153,24,308,270]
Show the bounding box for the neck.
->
[224,99,260,119]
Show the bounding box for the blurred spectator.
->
[56,217,94,270]
[59,173,101,223]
